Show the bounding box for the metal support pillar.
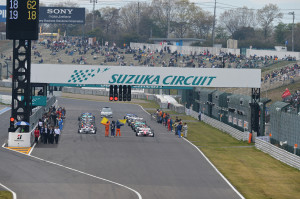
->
[9,40,32,132]
[250,88,260,139]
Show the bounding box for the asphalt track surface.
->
[0,97,243,199]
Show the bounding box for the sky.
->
[0,0,299,23]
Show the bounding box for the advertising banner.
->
[8,132,32,147]
[0,5,5,22]
[21,96,47,106]
[31,64,261,88]
[228,115,232,123]
[39,7,85,24]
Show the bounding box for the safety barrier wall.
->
[0,81,12,87]
[0,94,11,104]
[185,107,249,141]
[246,49,300,60]
[255,138,300,170]
[130,43,241,56]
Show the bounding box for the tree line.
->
[0,0,298,51]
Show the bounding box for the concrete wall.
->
[246,49,300,60]
[130,42,240,56]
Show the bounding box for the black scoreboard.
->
[6,0,39,40]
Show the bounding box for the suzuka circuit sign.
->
[31,64,261,88]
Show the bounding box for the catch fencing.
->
[185,108,249,141]
[255,137,300,170]
[269,102,300,155]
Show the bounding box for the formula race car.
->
[78,113,97,134]
[124,113,138,120]
[136,128,154,137]
[78,122,97,134]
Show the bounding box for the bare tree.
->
[172,0,196,38]
[257,4,283,39]
[190,8,214,39]
[100,7,120,36]
[219,6,256,36]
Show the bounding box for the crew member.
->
[54,126,61,144]
[111,121,116,137]
[102,120,110,137]
[177,122,182,138]
[34,127,40,144]
[116,120,124,137]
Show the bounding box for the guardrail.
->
[255,138,300,170]
[185,108,249,141]
[29,96,57,132]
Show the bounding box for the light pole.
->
[90,0,98,30]
[212,0,216,47]
[288,12,295,52]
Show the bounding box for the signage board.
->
[39,7,85,24]
[8,132,32,147]
[6,0,39,40]
[32,64,261,88]
[0,5,5,22]
[21,96,47,106]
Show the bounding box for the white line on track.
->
[2,144,142,199]
[0,183,17,199]
[138,103,245,199]
[0,107,11,115]
[137,105,151,115]
[183,138,245,199]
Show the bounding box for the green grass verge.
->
[139,100,300,199]
[0,191,13,199]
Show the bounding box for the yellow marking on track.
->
[6,147,31,154]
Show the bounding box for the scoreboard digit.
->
[6,0,39,40]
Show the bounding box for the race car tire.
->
[136,133,138,136]
[152,133,155,137]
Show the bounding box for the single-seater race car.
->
[78,113,97,134]
[136,128,154,137]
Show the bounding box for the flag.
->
[119,119,127,124]
[101,117,108,124]
[281,88,291,98]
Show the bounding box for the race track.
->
[0,97,243,199]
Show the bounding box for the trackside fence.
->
[185,108,249,141]
[255,137,300,170]
[29,96,57,131]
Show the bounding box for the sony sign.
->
[47,8,74,15]
[39,7,85,24]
